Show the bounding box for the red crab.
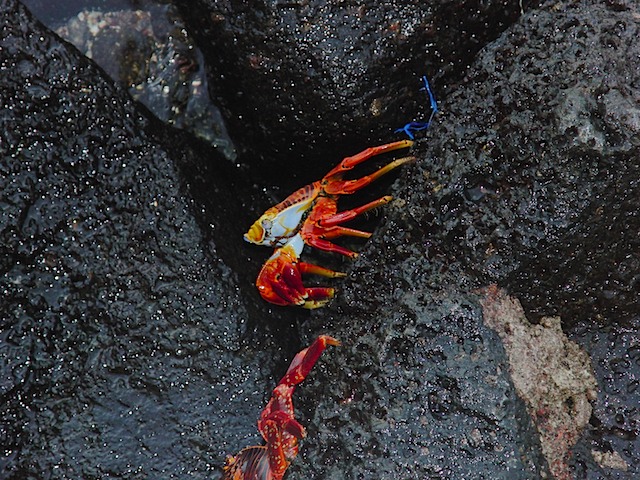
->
[245,140,415,308]
[222,335,340,480]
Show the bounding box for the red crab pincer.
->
[222,335,340,479]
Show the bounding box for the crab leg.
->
[323,139,414,179]
[298,262,346,278]
[300,288,336,309]
[319,195,393,228]
[303,238,358,258]
[312,226,372,240]
[324,155,416,195]
[299,194,395,257]
[261,336,339,473]
[262,419,290,478]
[262,410,307,439]
[278,335,341,387]
[223,335,339,480]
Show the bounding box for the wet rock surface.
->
[1,0,639,479]
[21,0,236,159]
[569,316,639,479]
[294,0,639,478]
[0,1,281,478]
[298,291,549,478]
[178,0,534,183]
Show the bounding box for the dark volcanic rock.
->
[0,1,279,478]
[570,315,640,479]
[293,0,639,478]
[2,0,639,478]
[297,291,550,478]
[178,0,533,183]
[387,0,640,320]
[509,167,639,322]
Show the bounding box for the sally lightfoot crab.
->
[245,140,415,308]
[222,335,340,480]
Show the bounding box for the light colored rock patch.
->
[481,287,598,480]
[591,449,629,472]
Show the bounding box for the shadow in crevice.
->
[151,117,307,364]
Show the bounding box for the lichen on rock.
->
[481,287,599,480]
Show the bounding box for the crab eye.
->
[261,219,273,233]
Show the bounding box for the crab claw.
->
[256,235,345,309]
[278,335,341,387]
[224,336,339,480]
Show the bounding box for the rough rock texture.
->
[482,288,598,480]
[0,1,280,478]
[2,0,639,479]
[385,0,640,310]
[569,315,639,479]
[294,0,639,478]
[509,166,640,323]
[51,6,236,158]
[297,292,549,479]
[178,0,535,183]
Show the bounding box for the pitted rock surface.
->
[2,0,639,479]
[0,1,278,478]
[178,0,534,183]
[297,0,639,478]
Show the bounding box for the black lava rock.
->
[177,0,533,185]
[3,0,638,478]
[0,1,282,478]
[295,0,639,478]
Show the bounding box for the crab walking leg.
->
[300,194,395,257]
[301,288,336,309]
[262,419,289,478]
[278,335,341,386]
[317,226,372,240]
[304,238,358,259]
[259,336,339,470]
[298,262,347,278]
[322,139,414,179]
[299,261,341,308]
[324,155,416,195]
[317,195,394,231]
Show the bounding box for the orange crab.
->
[222,335,340,480]
[245,140,414,308]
